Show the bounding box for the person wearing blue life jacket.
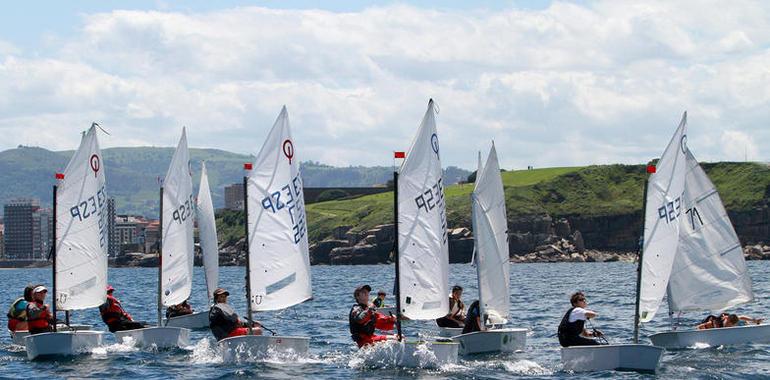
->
[462,300,483,334]
[557,291,603,347]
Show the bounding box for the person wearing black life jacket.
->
[372,290,387,308]
[166,299,194,319]
[99,285,147,332]
[349,284,397,348]
[7,284,36,332]
[557,292,603,347]
[462,300,484,334]
[26,286,54,335]
[209,287,262,341]
[436,285,465,328]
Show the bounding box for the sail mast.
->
[52,184,58,333]
[634,173,651,343]
[243,173,254,335]
[157,186,163,326]
[393,170,403,340]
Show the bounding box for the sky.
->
[0,0,768,170]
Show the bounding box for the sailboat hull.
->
[10,324,94,347]
[219,335,310,363]
[25,330,106,360]
[452,328,527,355]
[165,311,210,330]
[650,323,770,349]
[561,344,663,373]
[114,326,190,349]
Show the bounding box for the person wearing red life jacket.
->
[99,285,147,332]
[26,286,54,335]
[348,284,398,348]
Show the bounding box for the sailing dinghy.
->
[24,124,108,360]
[561,113,695,373]
[369,99,459,368]
[450,143,527,355]
[648,128,768,349]
[219,106,311,363]
[114,129,192,348]
[165,161,219,329]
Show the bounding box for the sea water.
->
[2,261,770,379]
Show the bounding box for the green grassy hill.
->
[296,162,770,244]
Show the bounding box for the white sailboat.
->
[219,106,311,363]
[24,124,108,360]
[561,112,693,373]
[450,143,527,355]
[648,141,769,348]
[114,129,192,348]
[375,99,459,367]
[165,161,219,329]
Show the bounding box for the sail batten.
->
[161,128,195,307]
[397,100,450,320]
[197,161,219,302]
[55,125,108,311]
[245,106,312,312]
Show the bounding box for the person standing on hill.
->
[557,291,603,347]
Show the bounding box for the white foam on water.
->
[348,340,462,371]
[463,357,552,376]
[90,339,140,358]
[188,337,223,364]
[690,342,712,349]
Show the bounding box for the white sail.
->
[397,99,450,320]
[246,106,312,311]
[197,161,219,302]
[666,150,753,313]
[639,112,689,322]
[161,128,195,307]
[55,124,108,310]
[472,142,510,322]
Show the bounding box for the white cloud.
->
[1,1,770,169]
[719,130,760,162]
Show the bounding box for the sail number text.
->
[261,173,307,244]
[172,194,195,224]
[68,184,108,247]
[657,195,682,224]
[414,177,448,244]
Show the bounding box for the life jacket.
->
[99,295,127,325]
[557,307,584,347]
[26,300,50,330]
[209,303,240,341]
[349,303,376,341]
[7,297,27,321]
[372,297,384,308]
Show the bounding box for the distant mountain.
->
[0,146,471,218]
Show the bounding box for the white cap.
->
[33,286,48,293]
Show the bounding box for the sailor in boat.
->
[461,300,483,334]
[371,290,387,308]
[435,285,465,328]
[99,285,147,332]
[25,286,54,335]
[722,314,763,327]
[6,284,36,332]
[557,292,604,347]
[208,288,262,341]
[696,313,726,330]
[166,299,194,319]
[348,285,397,348]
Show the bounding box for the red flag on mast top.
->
[55,173,65,180]
[646,165,656,174]
[243,163,253,170]
[394,151,406,159]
